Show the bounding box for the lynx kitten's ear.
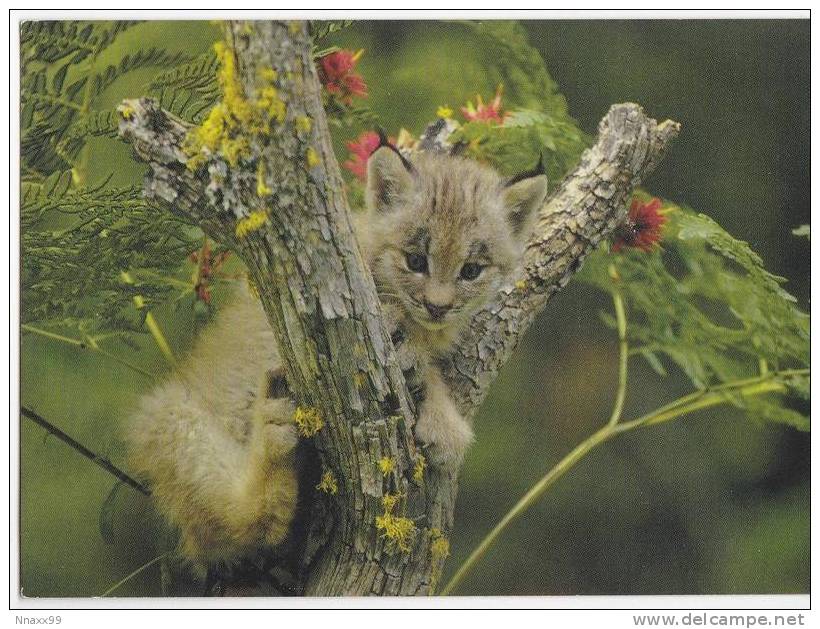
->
[366,146,414,211]
[503,171,548,238]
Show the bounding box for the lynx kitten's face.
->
[357,147,548,349]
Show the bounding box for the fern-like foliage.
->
[577,201,810,430]
[21,21,206,343]
[147,51,221,122]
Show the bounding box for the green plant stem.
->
[441,422,615,596]
[100,551,170,597]
[21,324,155,378]
[440,368,807,595]
[607,285,628,427]
[120,271,178,367]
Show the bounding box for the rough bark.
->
[117,20,679,596]
[444,105,681,415]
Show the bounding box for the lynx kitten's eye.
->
[459,263,484,281]
[405,252,428,274]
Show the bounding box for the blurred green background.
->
[20,19,809,597]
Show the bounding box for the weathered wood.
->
[118,19,679,596]
[444,104,681,415]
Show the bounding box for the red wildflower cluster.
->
[343,130,383,181]
[318,49,368,104]
[613,197,667,252]
[189,241,231,303]
[461,85,506,124]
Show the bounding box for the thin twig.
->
[120,271,178,367]
[99,551,171,597]
[21,324,156,379]
[21,406,150,496]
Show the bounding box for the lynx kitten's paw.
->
[414,397,474,468]
[252,397,298,460]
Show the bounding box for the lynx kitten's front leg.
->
[414,366,474,467]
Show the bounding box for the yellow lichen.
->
[377,456,395,477]
[375,493,416,553]
[256,86,287,124]
[515,279,527,291]
[259,67,278,82]
[436,105,453,118]
[429,528,450,561]
[428,528,451,592]
[234,209,269,239]
[295,115,312,134]
[184,40,288,170]
[293,405,324,437]
[316,470,338,494]
[381,492,401,513]
[306,147,320,168]
[413,454,426,484]
[220,135,250,167]
[256,162,272,196]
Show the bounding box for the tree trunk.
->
[117,19,679,595]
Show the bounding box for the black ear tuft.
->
[449,140,468,157]
[505,154,546,188]
[374,127,416,175]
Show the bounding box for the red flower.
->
[613,197,667,252]
[343,130,383,181]
[318,50,368,104]
[461,85,506,124]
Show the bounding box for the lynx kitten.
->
[126,141,548,564]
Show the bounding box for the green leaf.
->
[52,63,69,92]
[746,399,809,432]
[639,349,668,377]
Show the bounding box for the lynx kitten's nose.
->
[425,301,452,320]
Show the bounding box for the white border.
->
[6,6,814,618]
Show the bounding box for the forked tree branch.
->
[117,20,679,595]
[444,105,681,414]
